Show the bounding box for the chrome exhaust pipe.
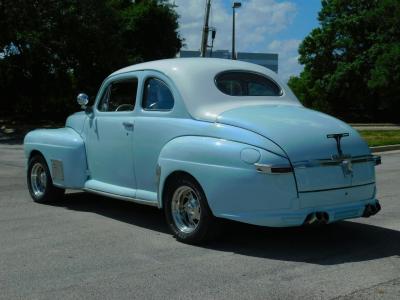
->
[315,212,329,224]
[362,201,381,218]
[362,204,374,217]
[321,212,329,224]
[304,212,329,225]
[370,204,377,215]
[375,202,381,214]
[305,212,317,225]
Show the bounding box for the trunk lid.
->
[217,105,373,192]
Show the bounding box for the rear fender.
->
[24,128,87,189]
[158,136,297,215]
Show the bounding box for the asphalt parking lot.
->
[0,143,399,300]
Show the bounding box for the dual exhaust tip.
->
[362,202,381,218]
[304,212,329,225]
[304,201,381,225]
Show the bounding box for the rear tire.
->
[27,155,65,203]
[164,176,218,244]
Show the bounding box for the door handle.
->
[122,122,134,131]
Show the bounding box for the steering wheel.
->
[149,102,158,109]
[115,104,134,112]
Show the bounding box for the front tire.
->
[27,155,65,203]
[164,176,217,244]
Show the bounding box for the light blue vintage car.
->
[24,58,381,243]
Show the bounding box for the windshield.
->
[215,71,283,97]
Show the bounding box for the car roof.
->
[110,58,301,122]
[111,57,277,77]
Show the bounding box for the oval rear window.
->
[215,71,282,96]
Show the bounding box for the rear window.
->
[215,71,282,96]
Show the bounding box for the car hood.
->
[216,105,370,162]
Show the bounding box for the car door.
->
[132,74,178,201]
[84,76,138,196]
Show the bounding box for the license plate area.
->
[351,161,375,186]
[295,165,351,192]
[299,183,375,208]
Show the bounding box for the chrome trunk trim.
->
[293,155,381,169]
[298,182,375,193]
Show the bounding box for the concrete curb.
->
[371,144,400,153]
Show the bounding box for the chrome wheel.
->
[171,186,201,234]
[30,162,47,198]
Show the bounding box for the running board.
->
[83,188,159,208]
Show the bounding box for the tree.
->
[288,0,400,122]
[120,0,183,62]
[0,0,182,120]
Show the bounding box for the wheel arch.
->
[28,149,44,161]
[24,128,88,189]
[26,149,65,203]
[157,135,297,219]
[161,170,204,209]
[156,135,256,213]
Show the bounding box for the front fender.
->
[158,136,298,217]
[24,127,87,189]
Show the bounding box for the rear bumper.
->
[218,198,380,227]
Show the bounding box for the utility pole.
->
[231,2,241,60]
[200,0,212,57]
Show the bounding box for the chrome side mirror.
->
[77,93,89,109]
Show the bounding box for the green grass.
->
[358,130,400,147]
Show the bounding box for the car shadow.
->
[206,219,400,265]
[55,191,400,265]
[52,191,169,234]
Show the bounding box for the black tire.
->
[164,175,218,244]
[27,154,65,203]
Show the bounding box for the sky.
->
[171,0,322,81]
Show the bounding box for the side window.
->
[142,78,174,111]
[217,79,243,96]
[248,81,280,96]
[215,71,282,97]
[98,78,138,112]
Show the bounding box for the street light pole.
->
[231,2,241,60]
